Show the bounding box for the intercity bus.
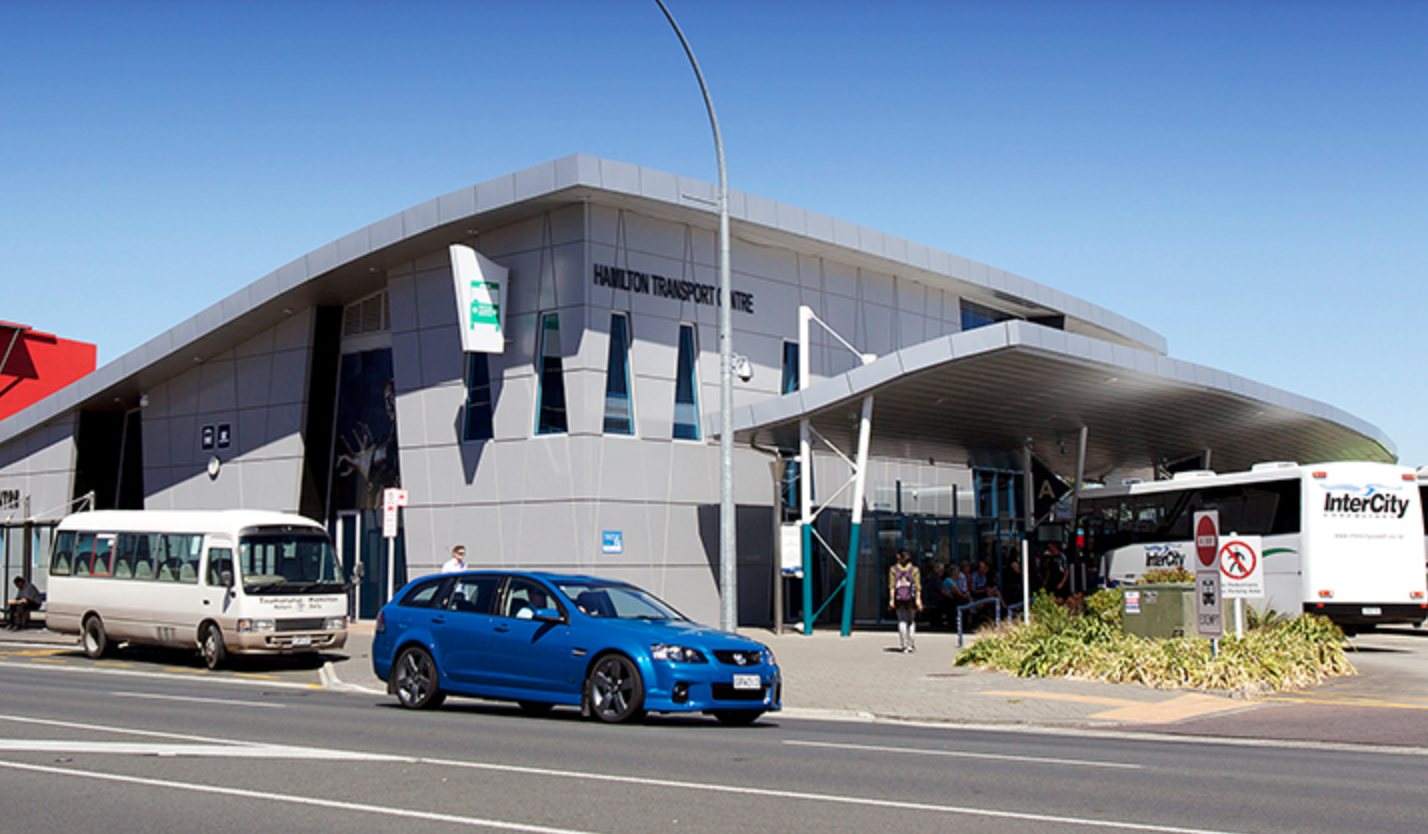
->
[46,510,348,667]
[1078,461,1428,632]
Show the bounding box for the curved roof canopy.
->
[731,321,1394,479]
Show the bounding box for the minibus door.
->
[202,539,236,631]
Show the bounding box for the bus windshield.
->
[239,529,345,594]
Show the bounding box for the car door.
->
[434,574,502,687]
[485,577,576,696]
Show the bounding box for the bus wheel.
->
[82,615,110,659]
[201,623,227,669]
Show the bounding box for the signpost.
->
[1194,511,1224,644]
[383,488,408,605]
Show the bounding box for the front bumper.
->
[643,662,782,714]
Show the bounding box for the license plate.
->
[732,674,761,690]
[290,635,313,647]
[1362,607,1382,617]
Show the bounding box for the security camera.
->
[734,355,753,383]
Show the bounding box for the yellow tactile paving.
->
[978,690,1249,723]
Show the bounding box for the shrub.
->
[1139,567,1194,584]
[954,590,1353,695]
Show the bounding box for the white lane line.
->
[0,658,320,691]
[783,739,1142,769]
[0,761,605,834]
[109,691,285,709]
[416,755,1246,834]
[0,740,392,759]
[0,713,269,746]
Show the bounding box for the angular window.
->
[463,353,494,442]
[672,323,701,441]
[781,340,800,395]
[535,312,568,435]
[603,313,634,435]
[960,300,1016,332]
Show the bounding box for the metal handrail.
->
[956,597,1005,647]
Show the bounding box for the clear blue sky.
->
[3,1,1425,465]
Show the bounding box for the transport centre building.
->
[0,155,1396,627]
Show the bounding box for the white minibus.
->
[46,509,348,667]
[1079,461,1428,632]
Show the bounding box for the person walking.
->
[441,545,467,573]
[888,549,922,653]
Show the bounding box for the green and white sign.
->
[450,244,508,354]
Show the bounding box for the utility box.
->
[1122,583,1194,639]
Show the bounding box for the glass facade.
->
[602,313,634,435]
[960,300,1016,332]
[463,352,493,442]
[536,312,568,435]
[672,323,701,441]
[781,340,800,395]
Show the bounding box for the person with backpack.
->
[887,548,922,653]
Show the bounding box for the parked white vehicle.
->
[46,510,348,667]
[1078,461,1428,632]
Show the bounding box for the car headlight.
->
[651,644,708,663]
[237,618,276,633]
[762,647,777,667]
[324,616,347,631]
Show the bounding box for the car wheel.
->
[201,623,227,670]
[518,701,555,717]
[82,615,109,659]
[393,647,445,710]
[713,710,764,726]
[586,654,645,724]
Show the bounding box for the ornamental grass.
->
[954,588,1355,696]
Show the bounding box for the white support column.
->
[839,395,874,637]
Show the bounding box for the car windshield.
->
[554,580,686,621]
[239,529,345,594]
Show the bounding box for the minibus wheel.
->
[82,615,109,659]
[201,623,227,669]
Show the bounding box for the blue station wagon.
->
[372,571,782,724]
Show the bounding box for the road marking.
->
[414,754,1252,834]
[977,691,1251,723]
[109,691,285,709]
[0,761,605,834]
[0,659,321,691]
[0,713,1253,834]
[783,739,1140,769]
[0,740,380,758]
[1262,694,1428,711]
[233,672,279,681]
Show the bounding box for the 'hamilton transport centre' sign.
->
[593,264,755,314]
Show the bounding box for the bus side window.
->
[74,533,95,576]
[50,531,75,576]
[207,548,233,587]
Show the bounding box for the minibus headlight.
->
[237,618,276,633]
[324,616,347,631]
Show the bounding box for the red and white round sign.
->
[1195,514,1218,568]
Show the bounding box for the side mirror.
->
[530,607,564,624]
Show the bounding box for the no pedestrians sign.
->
[1218,535,1264,598]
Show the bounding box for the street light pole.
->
[655,0,737,632]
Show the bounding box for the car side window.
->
[501,578,554,620]
[448,576,501,614]
[401,578,452,609]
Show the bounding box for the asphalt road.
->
[0,657,1423,834]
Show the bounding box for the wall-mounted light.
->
[139,394,149,409]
